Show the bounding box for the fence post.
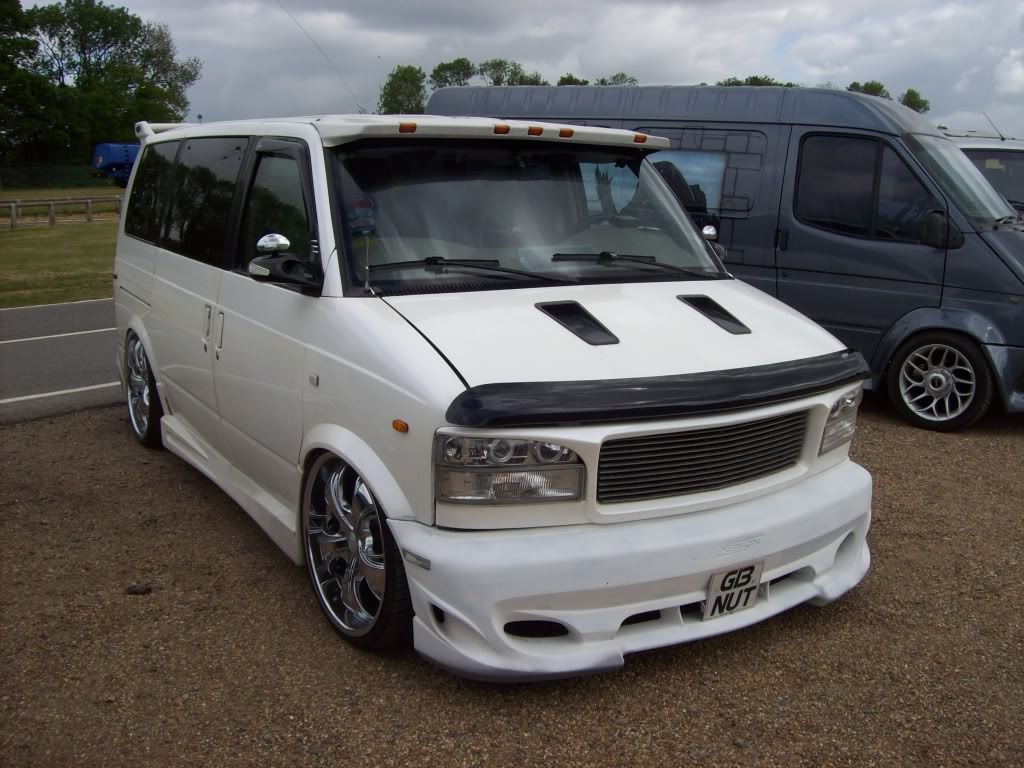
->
[49,202,56,226]
[86,199,93,222]
[8,203,14,230]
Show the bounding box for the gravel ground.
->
[1,400,1022,767]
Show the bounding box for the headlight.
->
[819,385,863,455]
[434,435,585,504]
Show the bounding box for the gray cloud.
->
[120,0,1024,136]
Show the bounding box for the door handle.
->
[214,311,225,359]
[203,305,212,337]
[775,228,789,251]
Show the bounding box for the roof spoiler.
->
[135,121,194,139]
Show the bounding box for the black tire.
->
[887,331,994,432]
[124,332,163,448]
[302,453,413,650]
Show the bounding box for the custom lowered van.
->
[115,115,872,681]
[428,86,1024,431]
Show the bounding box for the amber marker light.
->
[527,126,544,136]
[392,419,410,433]
[398,122,417,133]
[558,127,574,138]
[494,124,511,135]
[633,133,648,144]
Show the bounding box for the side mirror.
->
[248,233,320,291]
[710,242,727,260]
[921,210,963,250]
[702,225,718,241]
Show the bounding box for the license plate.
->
[703,562,764,621]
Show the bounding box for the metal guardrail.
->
[5,196,123,229]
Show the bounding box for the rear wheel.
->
[125,331,163,447]
[302,453,412,650]
[887,332,993,431]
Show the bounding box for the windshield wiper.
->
[369,257,578,284]
[552,251,724,280]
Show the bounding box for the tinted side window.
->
[876,146,934,242]
[238,154,312,269]
[796,136,875,236]
[164,137,249,265]
[124,141,179,243]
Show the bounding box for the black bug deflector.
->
[445,349,870,428]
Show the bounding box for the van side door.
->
[212,138,321,507]
[149,136,249,449]
[776,130,947,361]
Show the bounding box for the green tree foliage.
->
[717,74,798,87]
[898,88,930,114]
[377,64,427,114]
[595,72,639,86]
[477,58,549,86]
[847,80,891,99]
[429,57,475,89]
[557,73,590,86]
[2,0,201,165]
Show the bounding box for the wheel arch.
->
[123,320,166,406]
[871,307,1003,384]
[299,424,421,526]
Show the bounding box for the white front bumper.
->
[390,459,872,681]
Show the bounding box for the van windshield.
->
[906,134,1017,225]
[333,140,726,295]
[961,148,1024,212]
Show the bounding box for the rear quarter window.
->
[124,141,179,243]
[163,137,249,265]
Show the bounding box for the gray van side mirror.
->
[921,210,964,250]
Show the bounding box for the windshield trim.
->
[329,138,729,298]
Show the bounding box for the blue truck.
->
[91,142,140,187]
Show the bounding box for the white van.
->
[115,115,872,681]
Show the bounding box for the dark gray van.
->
[427,85,1024,431]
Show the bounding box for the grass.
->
[0,220,117,308]
[0,186,121,202]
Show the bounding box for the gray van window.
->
[962,149,1024,210]
[875,146,935,242]
[796,136,875,236]
[163,137,249,265]
[124,141,179,244]
[907,135,1016,224]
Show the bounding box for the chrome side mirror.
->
[701,225,718,242]
[256,233,290,254]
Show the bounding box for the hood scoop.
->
[678,295,751,335]
[535,301,619,346]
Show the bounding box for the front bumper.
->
[389,459,872,681]
[986,343,1024,413]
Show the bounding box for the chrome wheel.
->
[305,457,386,636]
[899,343,976,422]
[126,333,152,437]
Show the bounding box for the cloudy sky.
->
[120,0,1024,136]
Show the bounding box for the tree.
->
[477,58,549,86]
[557,73,589,86]
[429,57,475,90]
[716,74,798,87]
[847,80,891,99]
[898,88,930,114]
[595,72,639,86]
[377,64,426,114]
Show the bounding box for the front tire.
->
[125,331,163,448]
[302,453,413,650]
[887,332,994,431]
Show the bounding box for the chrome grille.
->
[597,411,809,503]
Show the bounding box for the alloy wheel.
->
[898,343,976,422]
[126,333,151,437]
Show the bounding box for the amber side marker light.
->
[633,133,648,144]
[398,122,417,134]
[392,419,410,433]
[527,126,544,136]
[558,127,574,138]
[494,124,511,135]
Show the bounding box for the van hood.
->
[979,227,1024,289]
[384,280,845,386]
